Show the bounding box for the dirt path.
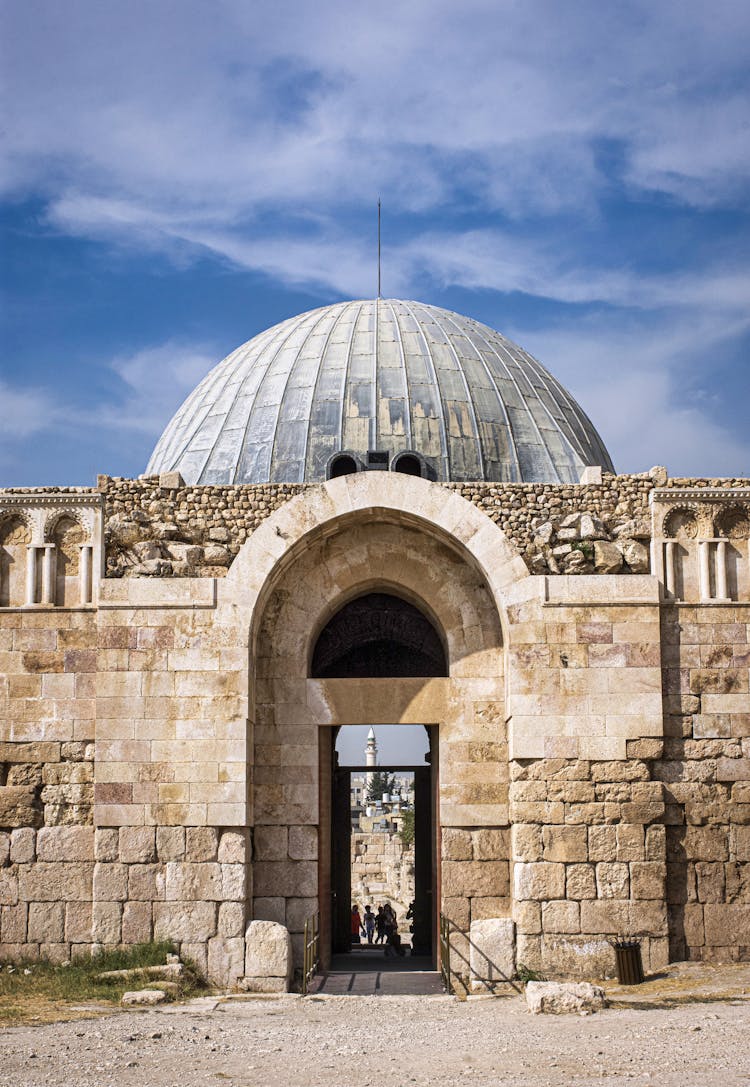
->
[1,988,749,1087]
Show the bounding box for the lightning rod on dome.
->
[377,198,381,299]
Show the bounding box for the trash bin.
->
[612,940,644,985]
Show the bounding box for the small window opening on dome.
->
[392,452,423,477]
[366,450,389,470]
[327,453,360,479]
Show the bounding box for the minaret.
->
[365,727,378,792]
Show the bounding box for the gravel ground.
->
[1,991,749,1087]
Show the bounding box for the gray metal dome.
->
[146,299,614,484]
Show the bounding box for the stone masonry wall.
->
[351,832,414,921]
[657,602,750,962]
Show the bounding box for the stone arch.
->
[222,472,527,653]
[310,591,448,678]
[227,475,518,967]
[0,514,32,607]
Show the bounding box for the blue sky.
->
[1,0,749,487]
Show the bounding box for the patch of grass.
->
[0,942,205,1027]
[515,963,547,984]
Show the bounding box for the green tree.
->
[366,770,396,802]
[398,809,415,847]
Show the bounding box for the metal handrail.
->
[439,913,521,997]
[439,912,454,994]
[302,910,320,995]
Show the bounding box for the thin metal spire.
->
[377,198,381,299]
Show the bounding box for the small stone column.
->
[664,541,677,596]
[79,544,93,605]
[715,540,729,601]
[41,544,57,606]
[698,540,712,601]
[25,545,38,605]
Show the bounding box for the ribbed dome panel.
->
[146,300,614,484]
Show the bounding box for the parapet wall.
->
[96,471,747,578]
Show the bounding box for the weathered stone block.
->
[19,862,93,902]
[469,918,515,990]
[94,828,119,862]
[0,786,43,829]
[526,981,607,1015]
[93,862,129,901]
[92,901,122,943]
[542,825,588,862]
[511,824,542,862]
[704,903,750,946]
[153,901,217,942]
[514,862,565,901]
[122,901,153,944]
[685,826,729,862]
[157,826,186,861]
[288,825,317,860]
[218,829,245,864]
[208,936,245,987]
[9,827,35,864]
[244,919,292,986]
[186,827,219,862]
[441,828,473,861]
[596,862,629,899]
[472,828,507,861]
[253,861,316,898]
[512,900,541,934]
[631,861,666,900]
[1,903,28,943]
[443,860,509,898]
[128,863,166,901]
[252,897,286,924]
[164,862,221,902]
[587,826,617,861]
[542,900,580,934]
[565,864,597,900]
[36,827,93,862]
[253,826,288,861]
[119,827,156,864]
[65,902,92,942]
[218,901,246,938]
[27,901,64,943]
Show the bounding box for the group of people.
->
[351,902,406,956]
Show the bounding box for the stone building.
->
[0,298,748,989]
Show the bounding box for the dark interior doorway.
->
[330,730,437,967]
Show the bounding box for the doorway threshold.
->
[307,949,444,996]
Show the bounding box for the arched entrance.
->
[235,474,516,985]
[312,593,446,967]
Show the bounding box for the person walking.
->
[363,904,376,944]
[351,904,362,945]
[374,905,387,944]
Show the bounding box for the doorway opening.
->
[326,724,438,977]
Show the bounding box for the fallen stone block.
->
[121,988,168,1006]
[244,919,292,990]
[525,981,607,1015]
[97,963,184,983]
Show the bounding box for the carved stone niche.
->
[714,504,750,540]
[663,507,699,540]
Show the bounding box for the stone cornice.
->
[0,493,103,508]
[650,488,750,503]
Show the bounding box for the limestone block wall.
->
[657,601,750,962]
[351,832,414,919]
[0,611,97,829]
